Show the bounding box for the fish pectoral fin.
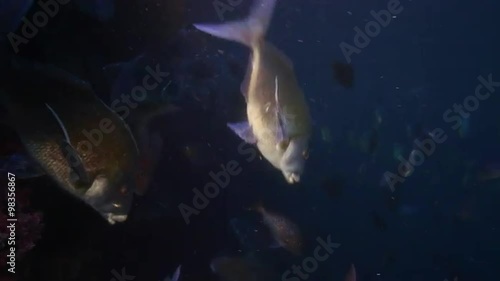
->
[60,140,91,185]
[227,121,257,144]
[83,175,109,202]
[170,265,182,281]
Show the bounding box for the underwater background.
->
[0,0,500,280]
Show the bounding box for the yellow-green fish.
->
[0,59,142,224]
[193,0,312,184]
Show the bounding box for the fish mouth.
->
[285,172,300,184]
[106,213,128,224]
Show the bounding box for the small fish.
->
[251,201,302,256]
[345,264,356,281]
[163,265,181,281]
[0,58,142,224]
[211,255,276,281]
[194,0,312,184]
[332,61,354,88]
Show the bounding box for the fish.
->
[193,0,312,184]
[345,264,356,281]
[0,58,142,224]
[123,102,180,194]
[103,56,181,194]
[332,61,354,89]
[251,201,302,256]
[211,255,276,281]
[163,265,181,281]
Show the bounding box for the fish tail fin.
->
[169,265,181,281]
[193,0,277,48]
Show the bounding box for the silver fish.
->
[193,0,312,184]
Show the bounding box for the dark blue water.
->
[0,0,499,280]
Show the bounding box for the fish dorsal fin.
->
[227,122,257,144]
